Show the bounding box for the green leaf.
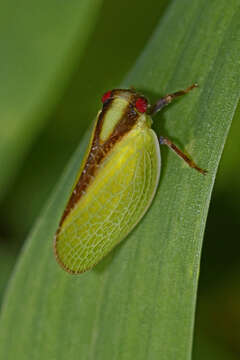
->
[0,0,102,200]
[1,0,240,359]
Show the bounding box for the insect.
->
[54,84,206,274]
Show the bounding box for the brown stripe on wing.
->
[57,92,139,229]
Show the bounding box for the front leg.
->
[148,83,198,115]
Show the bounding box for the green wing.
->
[55,127,160,273]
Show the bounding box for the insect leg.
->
[148,83,198,115]
[159,136,206,175]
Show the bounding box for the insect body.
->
[54,84,205,274]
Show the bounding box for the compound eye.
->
[135,97,148,113]
[101,90,112,103]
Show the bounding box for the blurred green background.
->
[0,0,239,359]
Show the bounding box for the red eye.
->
[101,90,112,103]
[135,97,148,113]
